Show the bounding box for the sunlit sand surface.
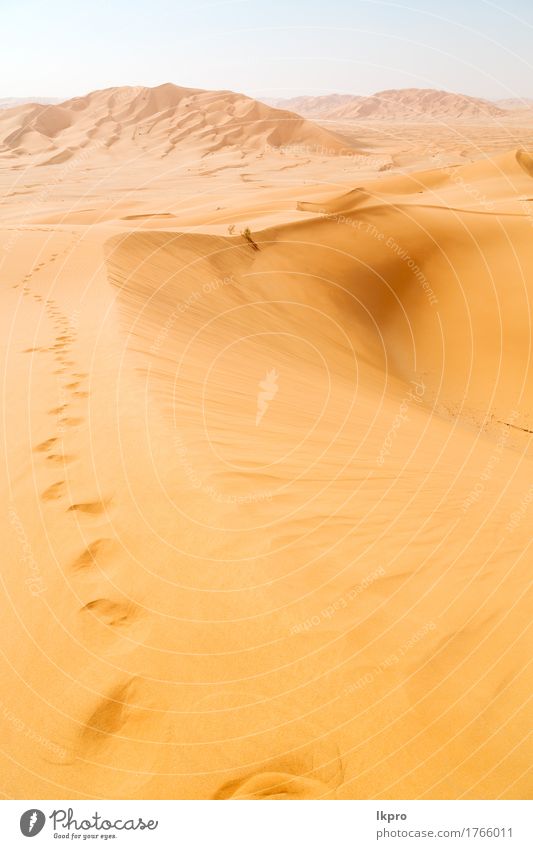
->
[0,85,531,799]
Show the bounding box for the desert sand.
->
[0,83,531,800]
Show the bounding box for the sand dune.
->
[270,88,512,122]
[0,83,355,164]
[0,81,531,802]
[0,96,62,110]
[266,94,358,120]
[497,98,533,112]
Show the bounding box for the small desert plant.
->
[227,224,236,235]
[241,226,260,251]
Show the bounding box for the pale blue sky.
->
[2,0,533,100]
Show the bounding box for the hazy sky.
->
[2,0,533,101]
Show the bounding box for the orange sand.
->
[0,85,531,800]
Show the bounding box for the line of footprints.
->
[19,243,143,649]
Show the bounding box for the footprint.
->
[68,499,110,515]
[81,598,137,627]
[59,416,84,427]
[41,481,66,501]
[50,677,150,767]
[34,438,58,453]
[81,679,138,745]
[65,381,80,390]
[73,391,89,398]
[214,772,335,800]
[70,538,117,571]
[48,405,66,415]
[46,452,75,465]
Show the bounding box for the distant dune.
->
[497,97,533,111]
[0,83,356,164]
[268,88,516,121]
[0,96,61,109]
[265,94,357,120]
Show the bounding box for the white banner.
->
[1,800,531,848]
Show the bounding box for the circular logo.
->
[20,810,46,837]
